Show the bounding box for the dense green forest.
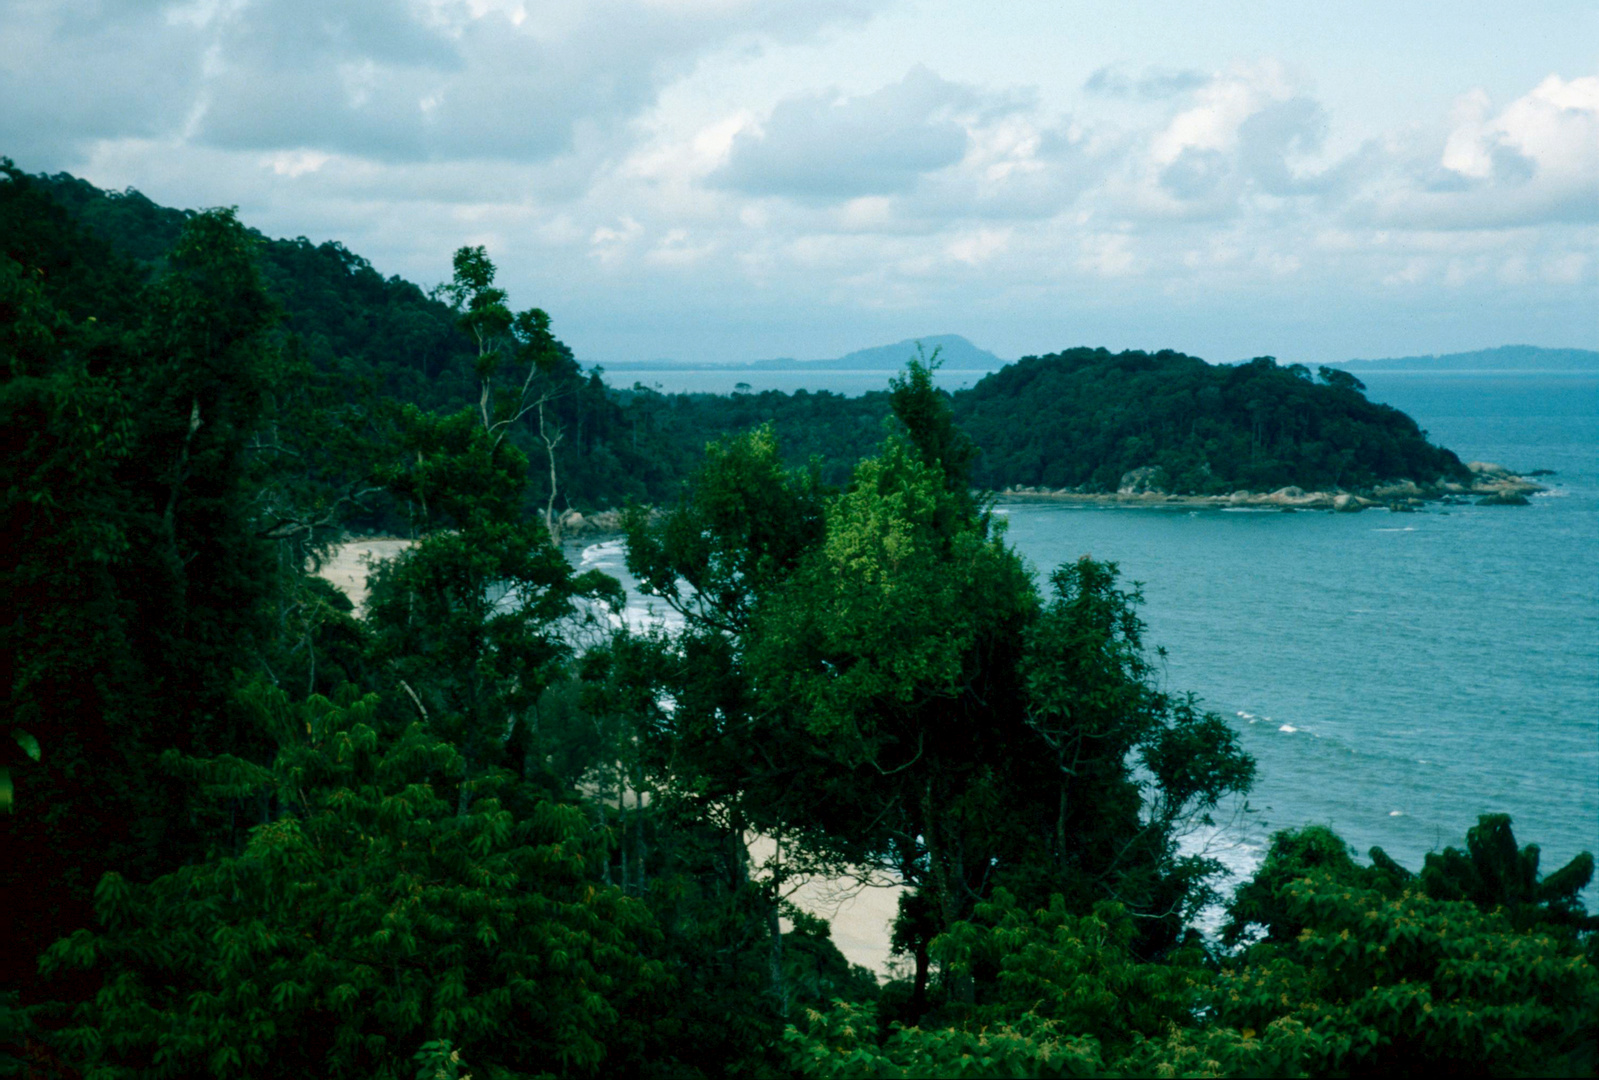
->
[3,161,1594,1077]
[956,349,1469,494]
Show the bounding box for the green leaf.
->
[12,729,40,762]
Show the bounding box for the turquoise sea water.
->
[578,371,1598,904]
[998,372,1598,897]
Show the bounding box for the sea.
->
[572,368,1599,948]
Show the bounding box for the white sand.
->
[315,538,413,613]
[747,834,904,977]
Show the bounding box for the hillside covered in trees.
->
[19,169,1474,513]
[956,348,1470,495]
[4,160,1592,1077]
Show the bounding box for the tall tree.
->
[625,358,1255,997]
[366,249,619,812]
[437,245,574,538]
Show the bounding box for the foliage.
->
[931,890,1204,1046]
[9,161,1588,1080]
[1414,813,1597,934]
[364,247,623,800]
[27,170,719,517]
[1218,821,1598,1076]
[955,348,1470,494]
[624,358,1255,984]
[785,891,1312,1078]
[785,998,1106,1079]
[789,848,1598,1078]
[1220,826,1375,947]
[365,404,617,786]
[622,422,828,633]
[1011,558,1254,939]
[39,684,667,1079]
[1214,873,1598,1076]
[1225,817,1597,946]
[2,164,291,990]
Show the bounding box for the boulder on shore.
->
[1117,466,1167,495]
[1372,479,1424,500]
[1333,493,1365,513]
[1264,486,1335,510]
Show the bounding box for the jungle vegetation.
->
[954,347,1471,494]
[2,161,1592,1078]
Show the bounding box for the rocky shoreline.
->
[529,461,1552,538]
[326,463,1547,607]
[991,461,1546,512]
[551,507,636,538]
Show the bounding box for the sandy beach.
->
[314,538,413,613]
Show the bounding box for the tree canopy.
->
[624,357,1257,990]
[955,347,1470,494]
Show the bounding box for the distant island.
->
[535,341,1599,378]
[1334,344,1599,371]
[601,333,1005,372]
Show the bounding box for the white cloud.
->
[713,66,977,199]
[1355,74,1599,229]
[3,0,1591,366]
[1098,63,1338,220]
[2,0,883,164]
[946,227,1010,265]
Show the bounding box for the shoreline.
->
[322,462,1549,589]
[989,461,1545,513]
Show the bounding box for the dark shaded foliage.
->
[955,347,1470,493]
[3,165,283,992]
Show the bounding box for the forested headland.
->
[956,348,1470,496]
[8,168,1494,520]
[3,161,1595,1078]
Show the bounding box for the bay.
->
[996,372,1598,899]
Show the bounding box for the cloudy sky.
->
[4,0,1596,364]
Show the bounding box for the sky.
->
[3,0,1597,365]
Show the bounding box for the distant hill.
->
[607,334,1005,372]
[1335,345,1599,371]
[780,334,1003,371]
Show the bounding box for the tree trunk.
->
[539,399,562,543]
[1056,748,1069,870]
[592,801,611,886]
[633,776,647,892]
[910,936,931,1018]
[922,783,975,1004]
[768,832,789,1014]
[768,900,788,1016]
[617,768,629,893]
